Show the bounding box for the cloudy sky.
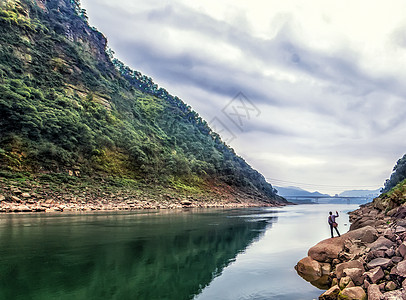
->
[81,0,406,195]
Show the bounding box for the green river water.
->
[0,203,361,299]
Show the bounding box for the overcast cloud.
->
[81,0,406,194]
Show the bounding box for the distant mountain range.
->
[275,186,330,197]
[276,186,381,199]
[338,189,381,198]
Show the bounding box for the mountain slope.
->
[0,0,285,205]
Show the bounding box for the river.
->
[0,203,361,299]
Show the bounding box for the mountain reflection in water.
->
[0,208,276,300]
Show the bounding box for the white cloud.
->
[81,0,406,194]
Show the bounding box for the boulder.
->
[338,286,367,300]
[347,226,379,243]
[295,256,322,282]
[308,226,378,262]
[392,260,406,277]
[321,262,332,275]
[367,284,384,300]
[368,236,395,251]
[319,285,340,300]
[385,281,397,291]
[395,226,406,234]
[391,256,403,264]
[10,196,21,202]
[398,242,406,258]
[308,237,345,262]
[385,248,395,258]
[0,195,4,201]
[382,288,406,299]
[343,267,365,285]
[336,260,364,279]
[364,266,385,284]
[339,276,352,290]
[367,258,392,270]
[181,200,192,206]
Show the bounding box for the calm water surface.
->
[0,204,360,299]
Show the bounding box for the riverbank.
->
[0,173,284,213]
[295,192,406,299]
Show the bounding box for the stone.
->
[369,236,395,251]
[367,284,384,300]
[385,248,395,258]
[395,226,406,234]
[336,260,364,279]
[385,281,397,291]
[364,267,385,284]
[382,289,406,299]
[340,276,352,290]
[347,226,379,243]
[393,260,406,277]
[391,256,403,264]
[398,242,406,258]
[343,267,365,285]
[384,228,397,242]
[10,196,21,202]
[181,200,192,206]
[338,286,367,300]
[21,192,30,198]
[0,195,4,201]
[403,278,406,289]
[367,258,392,270]
[320,285,340,300]
[321,262,332,275]
[295,256,322,282]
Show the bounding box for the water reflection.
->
[0,209,277,300]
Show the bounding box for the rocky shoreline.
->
[296,199,406,299]
[0,177,283,213]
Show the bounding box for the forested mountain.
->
[382,154,406,193]
[0,0,284,204]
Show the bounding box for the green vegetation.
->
[382,154,406,193]
[0,0,282,202]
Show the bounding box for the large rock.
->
[308,226,378,262]
[343,267,365,285]
[346,226,379,243]
[367,258,392,270]
[338,286,367,300]
[391,260,406,277]
[295,256,322,282]
[367,284,384,300]
[336,260,364,279]
[398,242,406,258]
[382,288,406,299]
[319,285,340,300]
[364,266,385,284]
[368,236,395,251]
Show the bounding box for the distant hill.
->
[338,189,381,198]
[275,186,330,197]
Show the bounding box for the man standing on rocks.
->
[328,211,341,238]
